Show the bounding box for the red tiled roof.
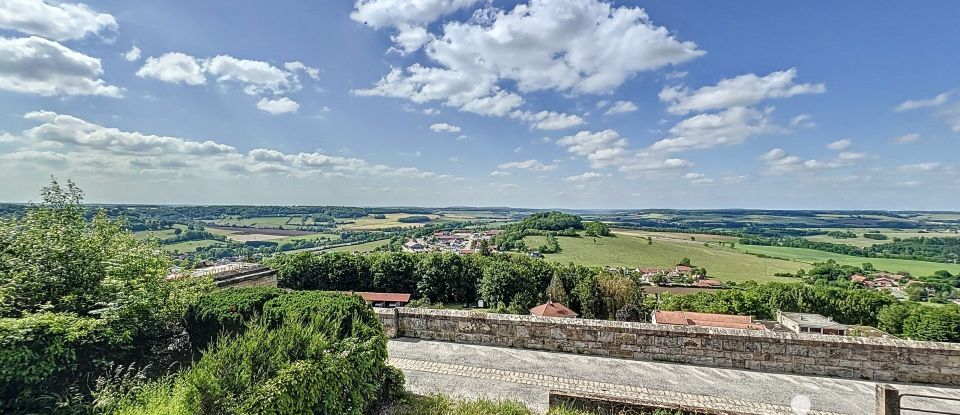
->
[691,279,723,287]
[638,267,663,274]
[357,292,411,303]
[530,301,578,318]
[675,265,693,272]
[654,311,764,331]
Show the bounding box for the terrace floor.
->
[389,339,960,415]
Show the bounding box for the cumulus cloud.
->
[826,139,851,150]
[429,122,461,132]
[895,91,952,112]
[555,129,691,175]
[136,52,207,85]
[497,159,557,171]
[350,0,481,30]
[0,0,117,41]
[789,114,815,128]
[355,0,703,119]
[659,68,825,115]
[509,110,584,130]
[894,133,920,144]
[124,46,141,62]
[650,107,778,152]
[256,97,299,114]
[7,110,456,181]
[898,162,941,173]
[760,147,865,175]
[562,171,602,182]
[284,61,320,80]
[604,100,638,115]
[684,172,714,184]
[206,55,293,95]
[0,36,121,97]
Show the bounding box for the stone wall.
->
[377,307,960,385]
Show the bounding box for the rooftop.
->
[778,311,847,330]
[530,301,578,318]
[653,311,765,331]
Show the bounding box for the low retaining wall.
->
[376,307,960,385]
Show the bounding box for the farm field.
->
[737,245,960,276]
[208,216,306,227]
[163,239,226,253]
[336,213,443,230]
[522,231,799,283]
[132,224,188,241]
[803,228,960,248]
[326,239,389,253]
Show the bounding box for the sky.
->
[0,0,959,209]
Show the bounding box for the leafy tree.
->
[574,274,605,319]
[583,221,610,237]
[370,252,418,294]
[902,305,960,342]
[545,273,568,304]
[678,257,691,266]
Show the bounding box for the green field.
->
[209,216,305,227]
[163,239,227,253]
[336,213,443,230]
[803,228,959,248]
[738,245,960,276]
[274,233,339,243]
[326,239,389,252]
[522,231,800,283]
[133,224,187,241]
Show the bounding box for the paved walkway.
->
[389,339,960,415]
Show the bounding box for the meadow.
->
[336,213,443,230]
[326,239,389,252]
[802,228,960,248]
[162,239,227,253]
[737,245,960,276]
[523,230,800,283]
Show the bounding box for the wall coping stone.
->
[393,307,960,352]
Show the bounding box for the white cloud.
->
[555,129,691,174]
[283,61,320,80]
[206,55,292,95]
[651,107,778,152]
[124,46,142,62]
[760,147,864,175]
[604,100,638,115]
[497,159,557,171]
[556,129,627,159]
[789,114,815,128]
[826,139,851,150]
[509,110,584,130]
[398,150,422,157]
[562,171,602,182]
[0,0,117,41]
[350,0,481,30]
[429,122,461,133]
[760,148,787,161]
[256,97,300,114]
[837,151,866,161]
[894,133,920,144]
[895,91,952,112]
[355,0,703,118]
[448,156,460,162]
[0,36,121,97]
[898,162,941,173]
[659,68,825,115]
[10,110,456,181]
[489,170,511,176]
[136,52,207,85]
[684,172,714,184]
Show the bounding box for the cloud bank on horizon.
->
[0,0,957,209]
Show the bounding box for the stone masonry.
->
[375,307,960,385]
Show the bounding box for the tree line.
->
[740,235,960,264]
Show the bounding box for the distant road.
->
[389,339,960,414]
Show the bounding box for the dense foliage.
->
[0,179,214,413]
[493,211,585,251]
[109,291,401,415]
[740,236,960,264]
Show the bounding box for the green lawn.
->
[802,228,959,248]
[133,224,187,241]
[336,213,444,230]
[738,245,960,276]
[522,231,800,283]
[274,233,339,243]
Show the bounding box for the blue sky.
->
[1,0,958,209]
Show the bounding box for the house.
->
[356,292,411,308]
[651,311,766,331]
[776,311,847,335]
[871,277,898,288]
[530,301,577,318]
[675,265,693,273]
[691,279,723,288]
[850,274,867,283]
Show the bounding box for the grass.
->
[326,239,389,252]
[737,245,960,276]
[522,231,800,283]
[133,224,188,241]
[802,228,960,248]
[163,239,227,253]
[336,213,444,230]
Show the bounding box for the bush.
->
[114,292,397,415]
[184,287,285,351]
